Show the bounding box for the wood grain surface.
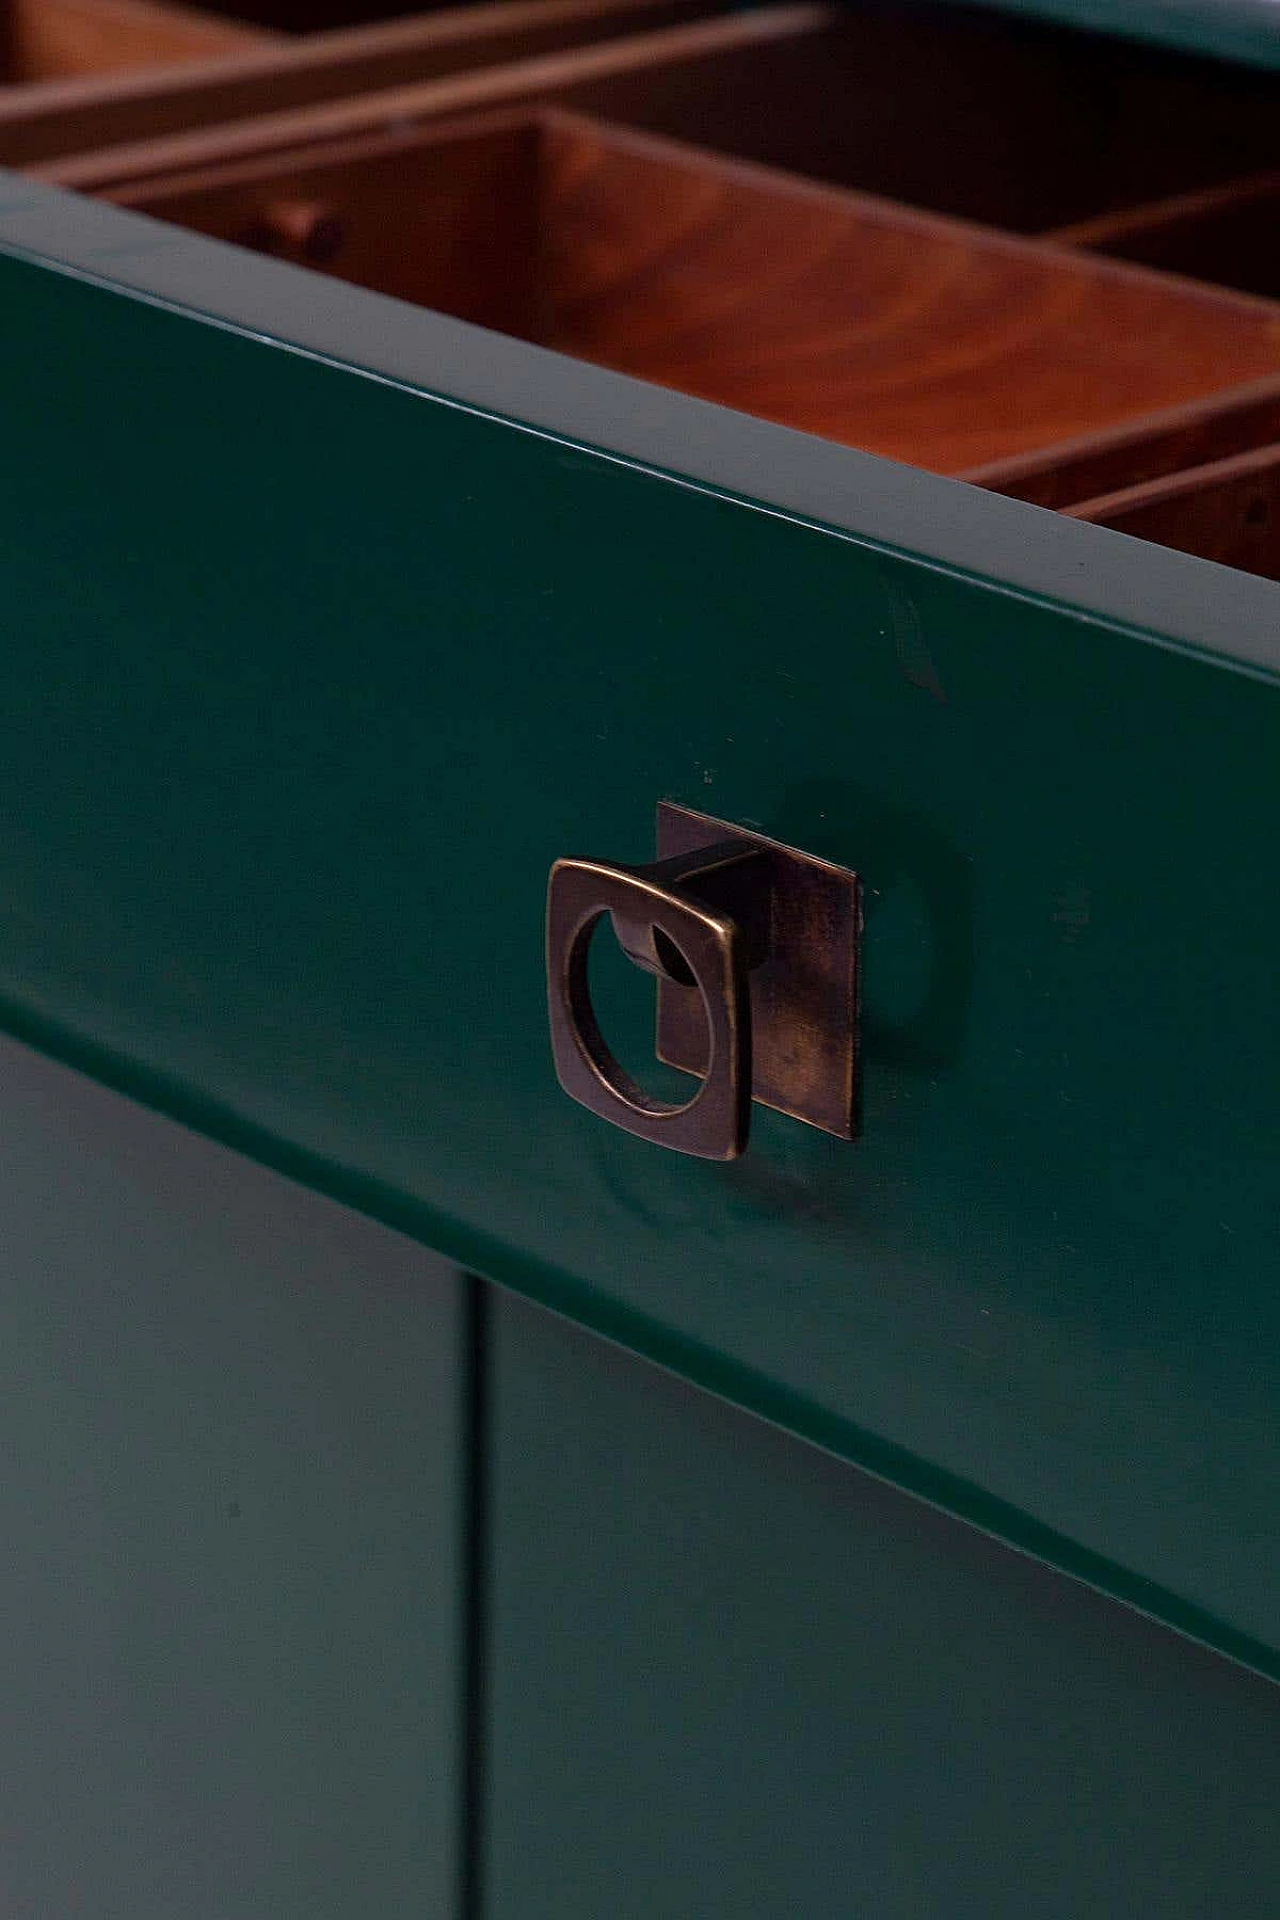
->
[39,0,1280,239]
[0,0,722,168]
[105,108,1280,476]
[29,6,827,183]
[1,0,271,85]
[1067,442,1280,580]
[964,376,1280,506]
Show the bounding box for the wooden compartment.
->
[98,109,1280,478]
[0,0,725,168]
[1067,442,1280,581]
[1050,173,1280,304]
[40,0,1280,247]
[964,376,1280,507]
[22,0,1280,577]
[0,0,273,83]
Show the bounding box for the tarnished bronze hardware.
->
[546,803,860,1159]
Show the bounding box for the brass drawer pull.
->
[546,803,861,1160]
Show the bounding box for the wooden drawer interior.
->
[36,2,1280,229]
[0,1,726,174]
[1051,173,1280,303]
[24,0,1280,580]
[1067,442,1280,578]
[0,0,274,82]
[961,379,1280,509]
[543,3,1280,240]
[102,108,1280,496]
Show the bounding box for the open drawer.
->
[64,99,1280,574]
[37,0,1280,573]
[0,0,728,166]
[0,0,1278,1748]
[40,0,1280,232]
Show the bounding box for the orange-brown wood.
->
[36,0,1280,245]
[1,0,272,84]
[963,376,1280,507]
[28,7,823,181]
[98,108,1280,477]
[182,115,545,332]
[1066,441,1280,580]
[0,0,772,166]
[1050,172,1280,303]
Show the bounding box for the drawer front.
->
[0,182,1277,1675]
[485,1286,1280,1920]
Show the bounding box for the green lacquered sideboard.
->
[1,0,1279,1906]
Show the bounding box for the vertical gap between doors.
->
[459,1272,490,1920]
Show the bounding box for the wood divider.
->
[1067,442,1280,580]
[97,107,1280,480]
[30,0,1280,239]
[0,0,728,165]
[10,1,1279,577]
[964,377,1280,507]
[5,1,809,165]
[1050,172,1280,303]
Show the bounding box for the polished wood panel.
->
[31,6,824,183]
[1051,172,1280,303]
[1,0,270,84]
[153,115,545,332]
[37,0,1280,240]
[1067,442,1280,580]
[101,109,1280,476]
[0,0,724,166]
[964,377,1280,506]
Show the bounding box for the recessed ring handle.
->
[546,804,861,1160]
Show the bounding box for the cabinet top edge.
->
[959,0,1280,71]
[962,0,1280,72]
[1,174,1276,679]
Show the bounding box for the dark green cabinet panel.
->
[484,1287,1280,1920]
[0,1033,465,1919]
[970,0,1280,69]
[1,183,1278,1673]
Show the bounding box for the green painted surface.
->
[964,0,1280,70]
[0,227,1278,1678]
[485,1287,1280,1920]
[0,1033,465,1918]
